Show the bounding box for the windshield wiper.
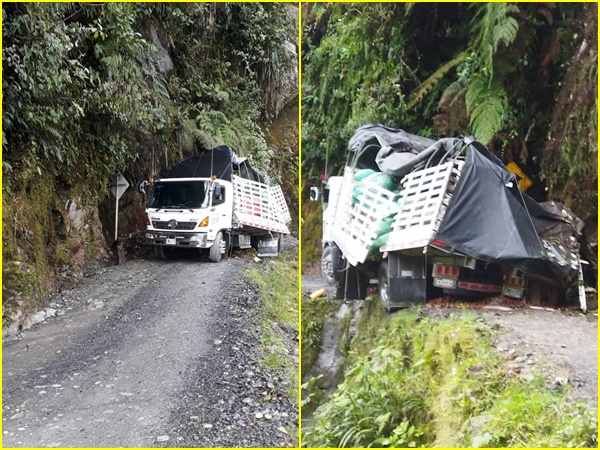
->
[176,203,194,212]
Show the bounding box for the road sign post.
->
[110,173,130,241]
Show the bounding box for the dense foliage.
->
[302,307,598,448]
[2,2,297,318]
[301,2,597,220]
[3,2,295,183]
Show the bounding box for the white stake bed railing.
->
[330,160,464,265]
[331,167,402,266]
[383,159,463,252]
[232,175,291,234]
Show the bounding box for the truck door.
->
[211,183,233,231]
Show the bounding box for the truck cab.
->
[145,177,233,262]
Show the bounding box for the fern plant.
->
[471,2,520,80]
[465,76,509,143]
[408,51,467,109]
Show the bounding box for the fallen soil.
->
[3,250,297,447]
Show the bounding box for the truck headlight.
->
[145,233,156,239]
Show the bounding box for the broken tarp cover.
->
[349,124,436,154]
[348,124,463,178]
[167,145,267,183]
[434,141,576,281]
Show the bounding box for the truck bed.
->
[232,175,291,234]
[331,160,463,265]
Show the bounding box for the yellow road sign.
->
[506,161,533,192]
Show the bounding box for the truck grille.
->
[152,220,197,230]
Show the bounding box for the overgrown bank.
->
[301,298,598,448]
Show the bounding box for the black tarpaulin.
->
[348,124,464,178]
[167,145,268,184]
[376,137,464,178]
[168,145,236,180]
[349,124,435,154]
[435,142,574,279]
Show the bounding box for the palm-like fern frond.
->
[465,76,508,143]
[408,52,467,109]
[438,79,468,108]
[472,3,520,76]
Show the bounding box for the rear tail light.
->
[430,239,449,248]
[433,263,459,278]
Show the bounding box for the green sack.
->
[370,231,391,251]
[353,171,396,204]
[377,215,395,235]
[354,169,377,181]
[364,172,396,191]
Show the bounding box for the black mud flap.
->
[388,253,427,307]
[335,264,369,300]
[256,234,279,257]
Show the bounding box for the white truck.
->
[314,124,585,310]
[140,145,291,262]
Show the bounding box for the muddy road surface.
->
[3,252,297,447]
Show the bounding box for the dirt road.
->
[481,307,597,408]
[3,253,296,447]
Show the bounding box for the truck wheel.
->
[335,264,369,300]
[322,245,339,286]
[379,260,391,312]
[154,245,168,261]
[277,234,283,253]
[209,232,224,263]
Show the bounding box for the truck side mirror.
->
[138,180,149,205]
[309,186,320,201]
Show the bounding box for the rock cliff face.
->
[2,3,298,332]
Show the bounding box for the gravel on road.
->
[3,251,297,447]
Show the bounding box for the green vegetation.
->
[2,3,297,320]
[246,252,299,407]
[300,183,322,272]
[301,2,598,266]
[300,295,338,376]
[302,303,597,448]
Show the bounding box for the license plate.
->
[166,238,176,245]
[434,277,456,289]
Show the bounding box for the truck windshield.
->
[149,181,210,209]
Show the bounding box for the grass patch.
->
[302,305,598,448]
[246,251,299,408]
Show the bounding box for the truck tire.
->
[154,245,169,261]
[379,260,391,312]
[209,231,224,263]
[335,264,369,300]
[322,245,342,286]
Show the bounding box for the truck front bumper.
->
[146,232,211,249]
